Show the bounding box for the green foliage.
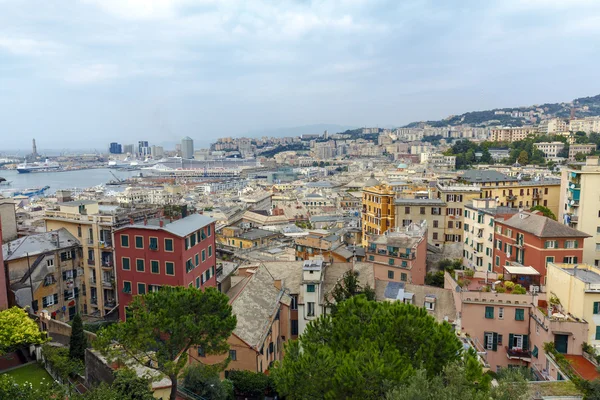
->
[575,152,588,161]
[0,307,47,355]
[272,296,463,400]
[425,271,445,287]
[43,344,85,381]
[111,368,155,400]
[557,145,570,158]
[326,270,376,314]
[495,286,506,293]
[82,321,115,334]
[183,364,230,400]
[259,143,308,158]
[491,367,530,400]
[512,284,527,295]
[95,286,236,400]
[69,314,88,362]
[464,269,475,278]
[229,370,275,398]
[517,150,528,165]
[530,205,557,220]
[504,281,515,290]
[0,374,64,400]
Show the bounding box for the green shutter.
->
[508,334,514,349]
[485,306,494,319]
[544,241,548,249]
[574,240,579,248]
[533,345,538,358]
[596,326,600,340]
[594,302,600,314]
[554,240,559,248]
[523,335,529,350]
[492,332,498,351]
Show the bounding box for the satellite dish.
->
[570,183,575,189]
[570,200,575,206]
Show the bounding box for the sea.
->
[0,168,141,196]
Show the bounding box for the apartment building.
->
[365,222,427,284]
[44,200,160,318]
[394,198,446,247]
[114,214,216,321]
[547,263,600,351]
[217,226,280,249]
[0,223,7,310]
[559,157,600,265]
[463,199,518,272]
[420,153,456,171]
[3,229,83,321]
[545,118,569,134]
[490,126,537,142]
[569,116,600,133]
[436,183,481,251]
[493,212,589,280]
[361,180,396,246]
[569,144,596,161]
[533,142,565,160]
[461,170,560,216]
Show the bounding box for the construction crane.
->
[109,170,123,183]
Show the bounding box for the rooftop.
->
[57,199,98,206]
[460,170,517,183]
[116,213,214,237]
[3,228,80,261]
[394,198,446,206]
[561,267,600,284]
[499,212,591,238]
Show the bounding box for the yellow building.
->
[45,200,159,318]
[217,226,280,249]
[547,263,600,350]
[436,182,480,245]
[361,176,396,246]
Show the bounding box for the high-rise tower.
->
[32,138,38,158]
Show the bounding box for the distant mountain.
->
[403,94,600,128]
[243,124,357,138]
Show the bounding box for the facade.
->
[569,144,596,161]
[569,116,600,134]
[559,157,600,265]
[493,212,589,281]
[217,227,280,249]
[533,142,565,159]
[44,200,160,318]
[181,136,194,159]
[420,153,456,171]
[463,199,518,272]
[114,214,216,321]
[0,197,17,242]
[394,198,446,247]
[490,126,537,142]
[361,183,396,246]
[365,222,427,285]
[546,263,600,351]
[436,183,481,248]
[546,118,569,134]
[109,142,122,154]
[3,229,83,321]
[0,222,6,310]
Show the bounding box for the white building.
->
[181,136,194,159]
[534,141,565,159]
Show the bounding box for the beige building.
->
[559,157,600,265]
[394,198,446,247]
[490,126,537,142]
[545,118,569,134]
[569,116,600,133]
[436,182,481,253]
[44,200,159,318]
[569,144,596,161]
[0,197,17,242]
[534,142,565,159]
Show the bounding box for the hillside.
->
[403,94,600,128]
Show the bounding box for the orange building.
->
[362,176,396,246]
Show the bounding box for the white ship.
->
[16,159,62,174]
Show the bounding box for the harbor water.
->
[0,168,141,196]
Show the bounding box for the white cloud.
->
[0,36,64,56]
[64,63,119,84]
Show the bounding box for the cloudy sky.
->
[1,0,600,151]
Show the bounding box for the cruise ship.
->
[16,159,62,173]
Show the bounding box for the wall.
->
[0,199,17,242]
[0,221,6,310]
[41,317,97,346]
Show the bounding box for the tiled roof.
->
[500,212,591,238]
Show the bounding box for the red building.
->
[114,214,216,320]
[493,212,590,282]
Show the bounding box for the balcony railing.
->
[506,195,517,201]
[101,261,113,269]
[104,300,116,308]
[89,278,97,285]
[87,259,95,266]
[90,297,98,305]
[506,346,532,360]
[102,280,113,289]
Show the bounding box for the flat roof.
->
[504,265,540,276]
[562,268,600,284]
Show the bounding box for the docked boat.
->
[16,159,62,173]
[14,186,50,197]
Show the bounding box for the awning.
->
[503,265,540,276]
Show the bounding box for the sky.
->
[1,0,600,151]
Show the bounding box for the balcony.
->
[87,238,94,245]
[90,297,98,305]
[506,346,532,361]
[101,260,113,269]
[89,278,97,285]
[104,300,116,309]
[102,280,113,289]
[98,240,112,249]
[506,194,517,201]
[87,259,95,266]
[532,192,543,200]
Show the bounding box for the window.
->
[563,256,578,263]
[208,245,212,258]
[368,255,374,261]
[495,256,500,266]
[151,260,159,274]
[498,307,504,320]
[485,306,494,319]
[307,302,315,317]
[166,262,174,275]
[195,254,199,266]
[420,207,425,215]
[121,235,129,247]
[44,294,56,306]
[291,320,299,335]
[137,283,146,295]
[229,350,237,361]
[596,326,600,340]
[401,273,407,282]
[593,302,600,315]
[290,295,298,310]
[149,237,158,250]
[196,277,200,288]
[388,258,394,266]
[506,229,512,238]
[433,232,438,240]
[424,301,435,310]
[388,270,394,279]
[546,256,554,266]
[185,237,190,250]
[136,259,145,272]
[448,221,453,229]
[307,284,315,293]
[77,226,82,237]
[122,257,130,270]
[484,332,498,351]
[135,236,144,249]
[405,207,410,214]
[433,220,439,228]
[533,345,539,358]
[496,240,502,250]
[515,308,525,321]
[46,258,54,267]
[510,334,527,350]
[565,240,577,249]
[123,281,131,294]
[165,238,174,251]
[201,249,206,262]
[545,240,557,249]
[207,225,211,237]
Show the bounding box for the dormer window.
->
[425,295,436,311]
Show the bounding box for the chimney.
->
[159,220,164,228]
[144,218,147,226]
[129,217,134,225]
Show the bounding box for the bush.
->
[463,269,475,278]
[497,274,503,281]
[495,286,506,293]
[183,364,229,400]
[482,286,491,292]
[229,370,275,399]
[504,281,515,290]
[425,271,445,288]
[512,284,527,295]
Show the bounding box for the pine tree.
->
[69,314,87,362]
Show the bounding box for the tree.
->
[425,271,445,287]
[0,307,47,355]
[574,152,587,161]
[229,370,275,398]
[325,270,376,314]
[517,150,529,165]
[491,367,530,400]
[557,145,570,158]
[0,374,64,400]
[111,369,155,400]
[183,364,230,400]
[530,205,556,220]
[272,296,463,399]
[95,286,236,400]
[70,314,88,362]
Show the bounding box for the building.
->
[436,182,481,251]
[0,197,17,242]
[114,214,216,321]
[44,200,160,318]
[365,222,427,284]
[361,177,396,246]
[461,170,561,217]
[150,145,164,158]
[0,223,7,310]
[569,116,600,134]
[420,153,456,171]
[463,199,518,272]
[545,118,569,134]
[546,263,600,351]
[490,126,537,142]
[138,141,149,157]
[197,264,290,375]
[533,142,565,159]
[3,229,83,321]
[123,144,134,154]
[493,212,589,281]
[217,227,280,250]
[488,149,510,162]
[109,142,122,154]
[394,198,446,247]
[559,157,600,265]
[181,137,194,159]
[569,144,596,160]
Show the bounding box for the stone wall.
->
[41,318,96,346]
[85,349,115,388]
